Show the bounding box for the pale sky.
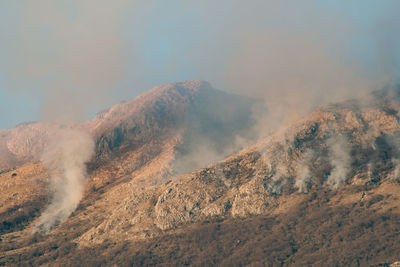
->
[0,1,399,129]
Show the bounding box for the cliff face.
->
[1,83,400,266]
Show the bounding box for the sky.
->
[0,1,399,129]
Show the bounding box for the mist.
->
[34,126,94,232]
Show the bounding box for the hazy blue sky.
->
[0,1,399,129]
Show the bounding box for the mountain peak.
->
[91,79,210,122]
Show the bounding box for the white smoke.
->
[389,140,400,182]
[382,133,400,182]
[34,126,94,232]
[263,162,289,195]
[394,160,400,181]
[294,150,314,193]
[326,135,351,189]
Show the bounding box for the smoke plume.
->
[34,126,94,232]
[295,150,314,193]
[326,136,351,189]
[394,161,400,181]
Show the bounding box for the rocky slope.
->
[65,85,400,246]
[1,83,400,266]
[84,79,255,185]
[0,80,255,237]
[0,79,254,180]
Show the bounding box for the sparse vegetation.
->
[1,186,400,266]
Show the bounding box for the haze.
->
[0,0,399,129]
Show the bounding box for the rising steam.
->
[34,126,94,232]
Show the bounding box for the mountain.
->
[0,79,255,177]
[83,79,256,184]
[0,80,255,238]
[1,81,400,266]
